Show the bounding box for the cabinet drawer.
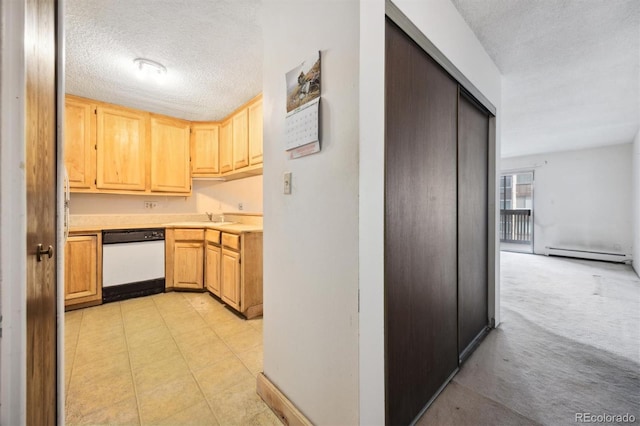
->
[221,233,240,250]
[174,229,204,241]
[206,229,221,244]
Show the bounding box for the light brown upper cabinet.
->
[219,119,233,174]
[191,95,262,178]
[248,98,263,166]
[64,96,96,189]
[191,123,220,176]
[232,108,249,170]
[96,104,147,191]
[150,116,191,193]
[66,93,263,192]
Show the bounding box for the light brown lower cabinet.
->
[65,233,102,310]
[166,228,205,290]
[205,230,222,296]
[168,227,263,318]
[221,248,241,310]
[220,231,263,318]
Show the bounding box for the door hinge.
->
[94,179,97,185]
[94,108,97,114]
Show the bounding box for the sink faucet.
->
[205,212,225,222]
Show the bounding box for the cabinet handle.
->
[36,244,53,262]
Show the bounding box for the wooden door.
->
[248,100,263,165]
[232,109,249,170]
[96,105,146,190]
[219,119,233,173]
[25,0,57,422]
[205,242,222,296]
[150,116,191,193]
[385,19,459,425]
[191,124,220,176]
[64,96,95,189]
[173,241,204,289]
[457,92,489,360]
[64,234,102,307]
[221,248,241,310]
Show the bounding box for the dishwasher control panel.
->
[103,228,165,244]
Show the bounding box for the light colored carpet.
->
[418,252,640,426]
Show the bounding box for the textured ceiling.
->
[451,0,640,158]
[65,0,262,121]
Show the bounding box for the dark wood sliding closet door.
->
[385,19,459,426]
[457,92,489,359]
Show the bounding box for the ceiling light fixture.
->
[133,58,167,83]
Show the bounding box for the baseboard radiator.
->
[545,247,632,263]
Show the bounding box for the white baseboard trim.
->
[545,247,631,263]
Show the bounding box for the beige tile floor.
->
[65,291,280,426]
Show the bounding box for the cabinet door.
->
[96,105,147,190]
[232,109,249,170]
[150,116,191,193]
[191,124,220,176]
[173,241,204,289]
[65,234,102,307]
[221,248,241,310]
[248,100,263,165]
[219,119,233,173]
[205,242,221,296]
[64,97,95,189]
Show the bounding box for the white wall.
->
[501,143,634,256]
[69,176,263,215]
[633,130,639,275]
[262,0,360,424]
[196,176,263,213]
[358,0,503,423]
[0,0,27,423]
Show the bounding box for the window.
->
[500,175,513,210]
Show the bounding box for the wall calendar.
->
[284,52,321,159]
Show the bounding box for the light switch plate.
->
[284,172,292,194]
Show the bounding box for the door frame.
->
[499,169,535,253]
[56,0,67,423]
[0,0,65,423]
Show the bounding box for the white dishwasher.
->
[102,228,165,303]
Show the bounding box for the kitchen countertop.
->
[69,221,262,234]
[163,221,263,234]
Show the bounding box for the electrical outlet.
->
[144,201,159,209]
[284,172,292,194]
[238,202,244,211]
